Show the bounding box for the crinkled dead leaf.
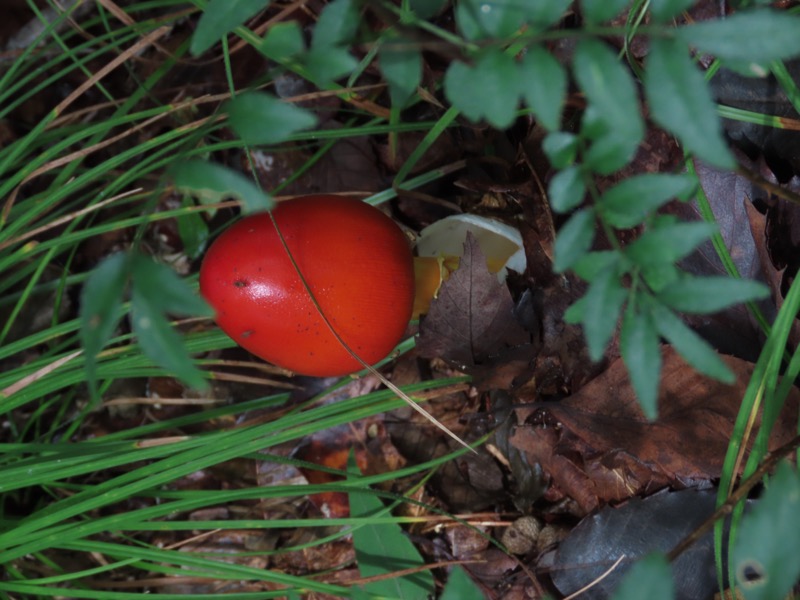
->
[417,232,528,368]
[509,346,799,516]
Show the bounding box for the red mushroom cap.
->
[199,195,414,377]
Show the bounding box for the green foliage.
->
[225,91,318,145]
[347,456,435,598]
[379,34,423,107]
[80,252,213,396]
[519,45,568,131]
[581,0,631,25]
[190,0,270,56]
[16,0,791,425]
[733,463,800,600]
[440,566,486,599]
[444,48,520,129]
[678,10,800,64]
[644,38,735,169]
[169,159,273,213]
[597,174,696,228]
[611,553,675,600]
[649,0,695,23]
[79,252,130,397]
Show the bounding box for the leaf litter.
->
[5,2,800,598]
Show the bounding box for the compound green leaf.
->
[260,21,305,61]
[621,303,662,419]
[553,208,596,273]
[131,289,207,390]
[304,45,358,85]
[379,37,422,106]
[582,264,627,361]
[733,462,800,600]
[581,0,631,24]
[542,131,579,168]
[455,0,527,40]
[657,275,769,314]
[548,166,586,213]
[678,10,800,64]
[527,0,571,29]
[312,0,359,48]
[611,553,674,600]
[79,252,130,396]
[597,173,696,228]
[441,566,485,600]
[519,45,567,131]
[651,301,734,382]
[573,250,621,280]
[444,48,520,129]
[574,39,644,172]
[177,197,210,260]
[409,0,447,19]
[226,91,317,146]
[625,221,717,267]
[649,0,695,22]
[190,0,270,56]
[348,458,434,599]
[130,255,212,318]
[645,38,735,169]
[170,160,273,214]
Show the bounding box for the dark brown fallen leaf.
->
[417,232,529,369]
[508,346,799,516]
[547,488,748,600]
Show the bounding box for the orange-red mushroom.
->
[199,195,415,377]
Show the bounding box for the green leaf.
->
[130,255,213,318]
[644,38,735,170]
[177,198,210,260]
[678,10,800,64]
[581,0,631,24]
[169,160,273,214]
[733,462,800,600]
[573,250,622,280]
[226,91,317,146]
[348,457,435,598]
[260,21,305,61]
[641,262,681,292]
[620,303,662,419]
[441,566,485,600]
[190,0,270,56]
[574,39,644,172]
[582,265,627,361]
[409,0,446,19]
[131,289,208,390]
[611,553,674,600]
[651,301,734,382]
[79,252,130,396]
[542,131,579,168]
[649,0,695,22]
[548,166,586,212]
[625,221,717,267]
[444,49,520,129]
[378,37,422,106]
[312,0,359,48]
[454,0,527,40]
[519,45,567,131]
[597,173,696,228]
[553,208,596,273]
[564,295,587,324]
[657,275,769,314]
[527,0,571,29]
[303,45,358,85]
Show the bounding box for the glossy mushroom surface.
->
[199,195,414,376]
